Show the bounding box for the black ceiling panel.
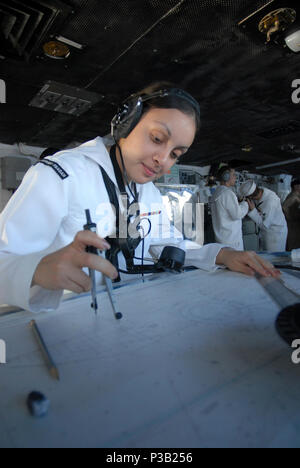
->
[0,0,299,175]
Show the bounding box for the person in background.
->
[283,177,300,251]
[240,180,288,252]
[210,166,249,251]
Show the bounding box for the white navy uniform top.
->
[210,185,249,251]
[247,188,288,252]
[0,137,226,313]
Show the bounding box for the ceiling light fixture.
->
[43,41,70,60]
[285,29,300,52]
[241,145,253,152]
[239,1,300,53]
[55,36,84,50]
[258,8,296,43]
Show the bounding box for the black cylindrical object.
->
[275,303,300,346]
[159,247,186,272]
[27,391,50,418]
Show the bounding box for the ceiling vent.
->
[0,0,72,61]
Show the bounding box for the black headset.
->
[222,170,231,183]
[218,167,232,183]
[111,88,201,141]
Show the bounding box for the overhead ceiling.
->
[0,0,300,176]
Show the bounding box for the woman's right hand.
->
[31,230,118,293]
[246,198,256,211]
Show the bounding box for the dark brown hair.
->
[137,81,201,132]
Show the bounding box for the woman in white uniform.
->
[240,180,288,252]
[0,83,279,312]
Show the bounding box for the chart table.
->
[0,268,300,448]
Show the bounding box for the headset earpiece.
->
[217,166,232,183]
[222,170,231,183]
[111,95,144,140]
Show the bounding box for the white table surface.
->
[0,268,300,448]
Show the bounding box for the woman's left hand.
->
[216,249,281,278]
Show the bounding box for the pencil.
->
[30,320,60,381]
